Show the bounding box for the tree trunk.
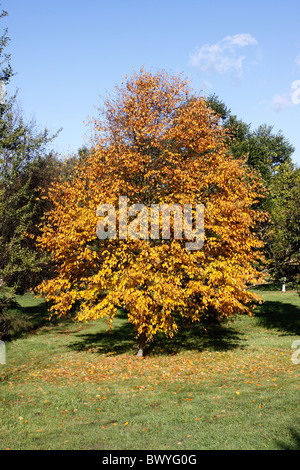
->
[136,332,147,357]
[207,305,221,327]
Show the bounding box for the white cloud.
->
[271,93,293,113]
[222,33,258,48]
[270,80,300,112]
[189,33,260,79]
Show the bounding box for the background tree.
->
[0,8,61,294]
[265,162,300,283]
[206,94,295,185]
[38,69,266,355]
[206,94,298,285]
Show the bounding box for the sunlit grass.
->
[0,290,299,450]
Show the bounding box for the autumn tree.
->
[37,69,266,356]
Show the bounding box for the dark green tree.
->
[206,94,298,283]
[265,162,300,283]
[206,94,295,185]
[0,8,61,293]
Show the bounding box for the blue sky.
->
[3,0,300,165]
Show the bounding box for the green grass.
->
[0,289,299,450]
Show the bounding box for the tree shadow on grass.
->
[275,428,300,450]
[148,323,246,356]
[69,320,138,355]
[254,300,300,336]
[1,296,54,341]
[69,311,246,357]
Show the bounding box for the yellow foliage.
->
[37,68,267,345]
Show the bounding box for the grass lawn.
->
[0,289,299,450]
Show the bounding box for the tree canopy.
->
[37,69,267,355]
